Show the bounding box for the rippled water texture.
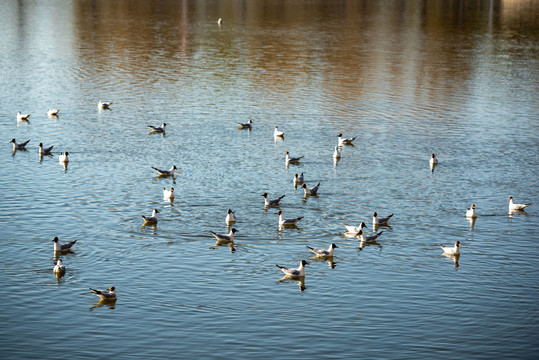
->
[0,0,538,359]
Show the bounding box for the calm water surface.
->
[1,0,538,359]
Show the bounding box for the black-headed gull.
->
[148,123,166,133]
[358,229,383,242]
[302,182,320,196]
[338,133,356,146]
[163,187,174,201]
[466,204,477,218]
[98,101,112,110]
[58,152,69,163]
[507,196,531,211]
[294,173,304,184]
[333,146,341,158]
[210,228,238,244]
[225,209,236,224]
[440,241,460,255]
[11,138,30,150]
[274,126,285,137]
[373,212,393,225]
[306,243,338,257]
[53,258,66,274]
[285,151,303,164]
[276,210,303,226]
[39,143,54,155]
[343,221,366,234]
[217,18,223,25]
[17,112,30,121]
[237,120,253,129]
[152,165,177,177]
[142,209,159,224]
[47,109,60,117]
[51,236,76,251]
[90,286,117,300]
[262,192,285,206]
[430,153,438,166]
[276,260,309,277]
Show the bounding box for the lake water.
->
[1,0,538,358]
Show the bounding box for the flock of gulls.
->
[11,100,533,297]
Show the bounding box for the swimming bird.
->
[466,204,477,218]
[47,109,60,117]
[274,126,285,137]
[285,151,303,164]
[142,209,159,225]
[210,228,238,244]
[90,286,117,301]
[39,143,54,156]
[217,18,222,25]
[152,165,177,177]
[17,111,30,121]
[225,209,236,224]
[358,229,384,242]
[333,146,341,158]
[53,258,66,274]
[276,260,309,277]
[98,101,112,110]
[440,241,460,256]
[11,138,30,150]
[276,210,303,226]
[373,212,393,225]
[51,237,77,251]
[294,173,304,184]
[507,196,531,211]
[338,133,356,146]
[163,187,174,201]
[306,243,338,258]
[58,152,69,163]
[262,192,285,206]
[302,182,320,196]
[237,120,253,129]
[343,221,366,234]
[148,123,166,133]
[430,153,438,166]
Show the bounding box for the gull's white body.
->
[53,259,66,274]
[440,241,460,255]
[211,228,237,244]
[430,154,438,166]
[274,126,284,137]
[294,173,304,184]
[225,209,236,224]
[333,146,341,158]
[39,143,54,155]
[507,197,531,211]
[11,138,30,150]
[163,187,174,200]
[276,210,303,226]
[338,133,356,146]
[302,182,320,195]
[152,165,177,176]
[306,243,338,257]
[343,222,366,234]
[466,204,477,218]
[58,152,69,163]
[262,192,285,207]
[17,111,30,121]
[52,237,76,251]
[373,212,393,225]
[98,101,112,110]
[90,286,117,300]
[285,151,303,164]
[142,209,159,224]
[276,260,308,277]
[47,109,60,117]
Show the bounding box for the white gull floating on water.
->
[58,152,69,163]
[302,182,320,196]
[285,151,303,164]
[276,210,303,226]
[276,260,309,277]
[466,204,477,218]
[306,243,338,258]
[51,236,76,251]
[39,143,54,156]
[262,192,285,207]
[11,138,30,150]
[337,133,356,146]
[507,196,531,211]
[142,209,159,225]
[343,221,366,234]
[98,101,112,110]
[90,286,117,300]
[148,123,166,133]
[17,111,30,121]
[440,241,460,256]
[225,209,236,224]
[373,212,393,226]
[210,228,238,244]
[152,165,177,177]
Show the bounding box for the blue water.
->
[0,0,538,359]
